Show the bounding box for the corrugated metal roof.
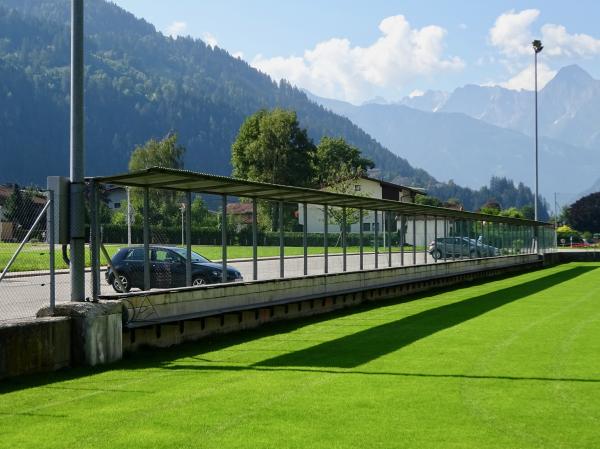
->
[91,167,551,226]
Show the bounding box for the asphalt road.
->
[0,250,442,321]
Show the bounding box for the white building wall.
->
[299,178,383,233]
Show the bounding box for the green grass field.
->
[1,262,599,449]
[0,243,422,272]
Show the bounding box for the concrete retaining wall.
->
[0,317,71,380]
[120,255,541,352]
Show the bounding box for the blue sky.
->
[112,0,600,103]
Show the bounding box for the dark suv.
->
[428,237,499,260]
[105,246,243,292]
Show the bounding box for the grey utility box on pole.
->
[47,176,70,245]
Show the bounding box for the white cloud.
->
[202,32,218,48]
[499,62,556,90]
[490,9,600,58]
[252,15,464,103]
[489,9,540,56]
[166,21,188,38]
[232,51,244,59]
[409,89,425,98]
[541,24,600,57]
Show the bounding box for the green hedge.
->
[92,224,403,247]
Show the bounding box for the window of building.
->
[113,202,121,209]
[362,222,371,232]
[354,185,361,192]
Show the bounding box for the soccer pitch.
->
[1,262,599,449]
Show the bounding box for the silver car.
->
[428,237,499,260]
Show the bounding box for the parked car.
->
[428,237,499,260]
[105,245,243,293]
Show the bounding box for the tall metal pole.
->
[533,40,543,222]
[69,0,85,302]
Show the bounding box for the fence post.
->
[90,182,100,301]
[48,190,56,312]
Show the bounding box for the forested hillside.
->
[0,0,547,216]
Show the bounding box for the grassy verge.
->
[1,262,599,448]
[0,243,425,272]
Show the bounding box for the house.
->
[105,185,127,210]
[227,203,254,230]
[299,176,425,234]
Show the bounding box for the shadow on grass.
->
[163,364,600,384]
[0,265,594,394]
[256,266,596,368]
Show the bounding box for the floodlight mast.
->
[533,39,543,223]
[70,0,85,301]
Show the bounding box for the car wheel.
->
[433,249,442,260]
[192,276,207,287]
[112,274,131,293]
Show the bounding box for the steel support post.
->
[443,218,447,262]
[185,191,192,286]
[222,195,228,283]
[342,207,347,272]
[374,210,379,268]
[412,217,416,265]
[127,187,132,245]
[387,211,392,267]
[252,198,258,280]
[143,187,150,290]
[324,205,328,274]
[433,217,438,263]
[359,209,364,270]
[451,221,456,262]
[423,215,428,264]
[303,202,308,276]
[48,190,56,311]
[69,0,85,302]
[400,215,405,266]
[279,201,284,278]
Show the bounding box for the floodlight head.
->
[532,40,544,53]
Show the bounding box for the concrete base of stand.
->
[37,302,123,367]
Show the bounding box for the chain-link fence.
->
[0,188,60,321]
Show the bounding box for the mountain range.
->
[308,65,600,202]
[0,0,552,216]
